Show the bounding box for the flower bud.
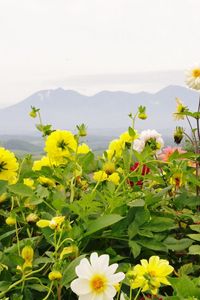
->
[174,126,184,144]
[6,216,16,226]
[26,213,39,223]
[0,192,8,203]
[21,246,34,263]
[76,123,87,137]
[138,105,147,120]
[48,270,62,281]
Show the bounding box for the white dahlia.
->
[185,65,200,90]
[133,129,164,153]
[70,252,125,300]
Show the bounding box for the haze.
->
[0,0,200,107]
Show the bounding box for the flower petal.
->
[76,258,93,279]
[108,272,125,284]
[70,278,91,295]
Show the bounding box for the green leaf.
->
[190,224,200,233]
[128,222,138,239]
[129,241,141,258]
[84,214,124,237]
[0,229,15,241]
[169,276,200,298]
[62,255,86,286]
[128,199,145,207]
[8,183,34,197]
[188,234,200,242]
[142,217,176,232]
[164,237,193,251]
[189,245,200,255]
[138,238,167,251]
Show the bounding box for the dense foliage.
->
[0,67,200,300]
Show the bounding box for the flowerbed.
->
[0,67,200,299]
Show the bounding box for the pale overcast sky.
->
[0,0,199,107]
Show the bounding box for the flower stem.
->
[133,288,141,300]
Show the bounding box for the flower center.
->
[57,139,67,150]
[0,161,7,172]
[90,275,107,293]
[192,68,200,78]
[103,162,115,175]
[145,138,159,151]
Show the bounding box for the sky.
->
[0,0,200,107]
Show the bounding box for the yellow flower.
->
[106,139,124,160]
[173,98,188,120]
[0,147,19,184]
[21,245,34,269]
[130,256,174,295]
[38,176,55,187]
[120,131,138,144]
[6,216,16,226]
[32,156,52,171]
[60,245,78,260]
[107,172,120,185]
[23,178,35,189]
[103,161,115,175]
[77,143,90,154]
[48,270,62,281]
[93,170,108,182]
[44,130,77,160]
[37,216,65,231]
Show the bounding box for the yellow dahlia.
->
[0,147,19,184]
[77,143,90,154]
[32,156,52,171]
[129,256,173,295]
[44,130,77,160]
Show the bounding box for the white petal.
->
[104,285,116,298]
[90,252,99,270]
[98,254,109,270]
[70,278,91,295]
[105,263,118,276]
[76,258,93,279]
[79,293,94,300]
[108,272,125,284]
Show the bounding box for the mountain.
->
[0,85,198,136]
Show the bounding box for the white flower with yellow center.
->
[186,65,200,90]
[133,129,164,153]
[70,252,125,300]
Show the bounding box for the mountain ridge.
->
[0,85,198,135]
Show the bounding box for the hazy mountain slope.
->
[0,86,198,135]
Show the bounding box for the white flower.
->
[120,292,126,300]
[70,252,125,300]
[133,139,145,152]
[133,129,164,153]
[185,65,200,90]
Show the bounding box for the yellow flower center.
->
[90,275,107,293]
[192,68,200,78]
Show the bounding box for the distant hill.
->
[0,86,198,135]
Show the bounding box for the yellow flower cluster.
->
[106,130,138,160]
[93,161,120,185]
[0,147,19,184]
[128,256,174,295]
[32,130,90,171]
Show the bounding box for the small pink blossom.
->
[159,147,186,162]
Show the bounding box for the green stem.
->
[42,281,54,300]
[15,222,20,256]
[133,288,141,300]
[129,286,133,300]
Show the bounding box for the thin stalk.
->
[133,288,141,300]
[42,281,54,300]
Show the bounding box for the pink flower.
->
[159,147,186,162]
